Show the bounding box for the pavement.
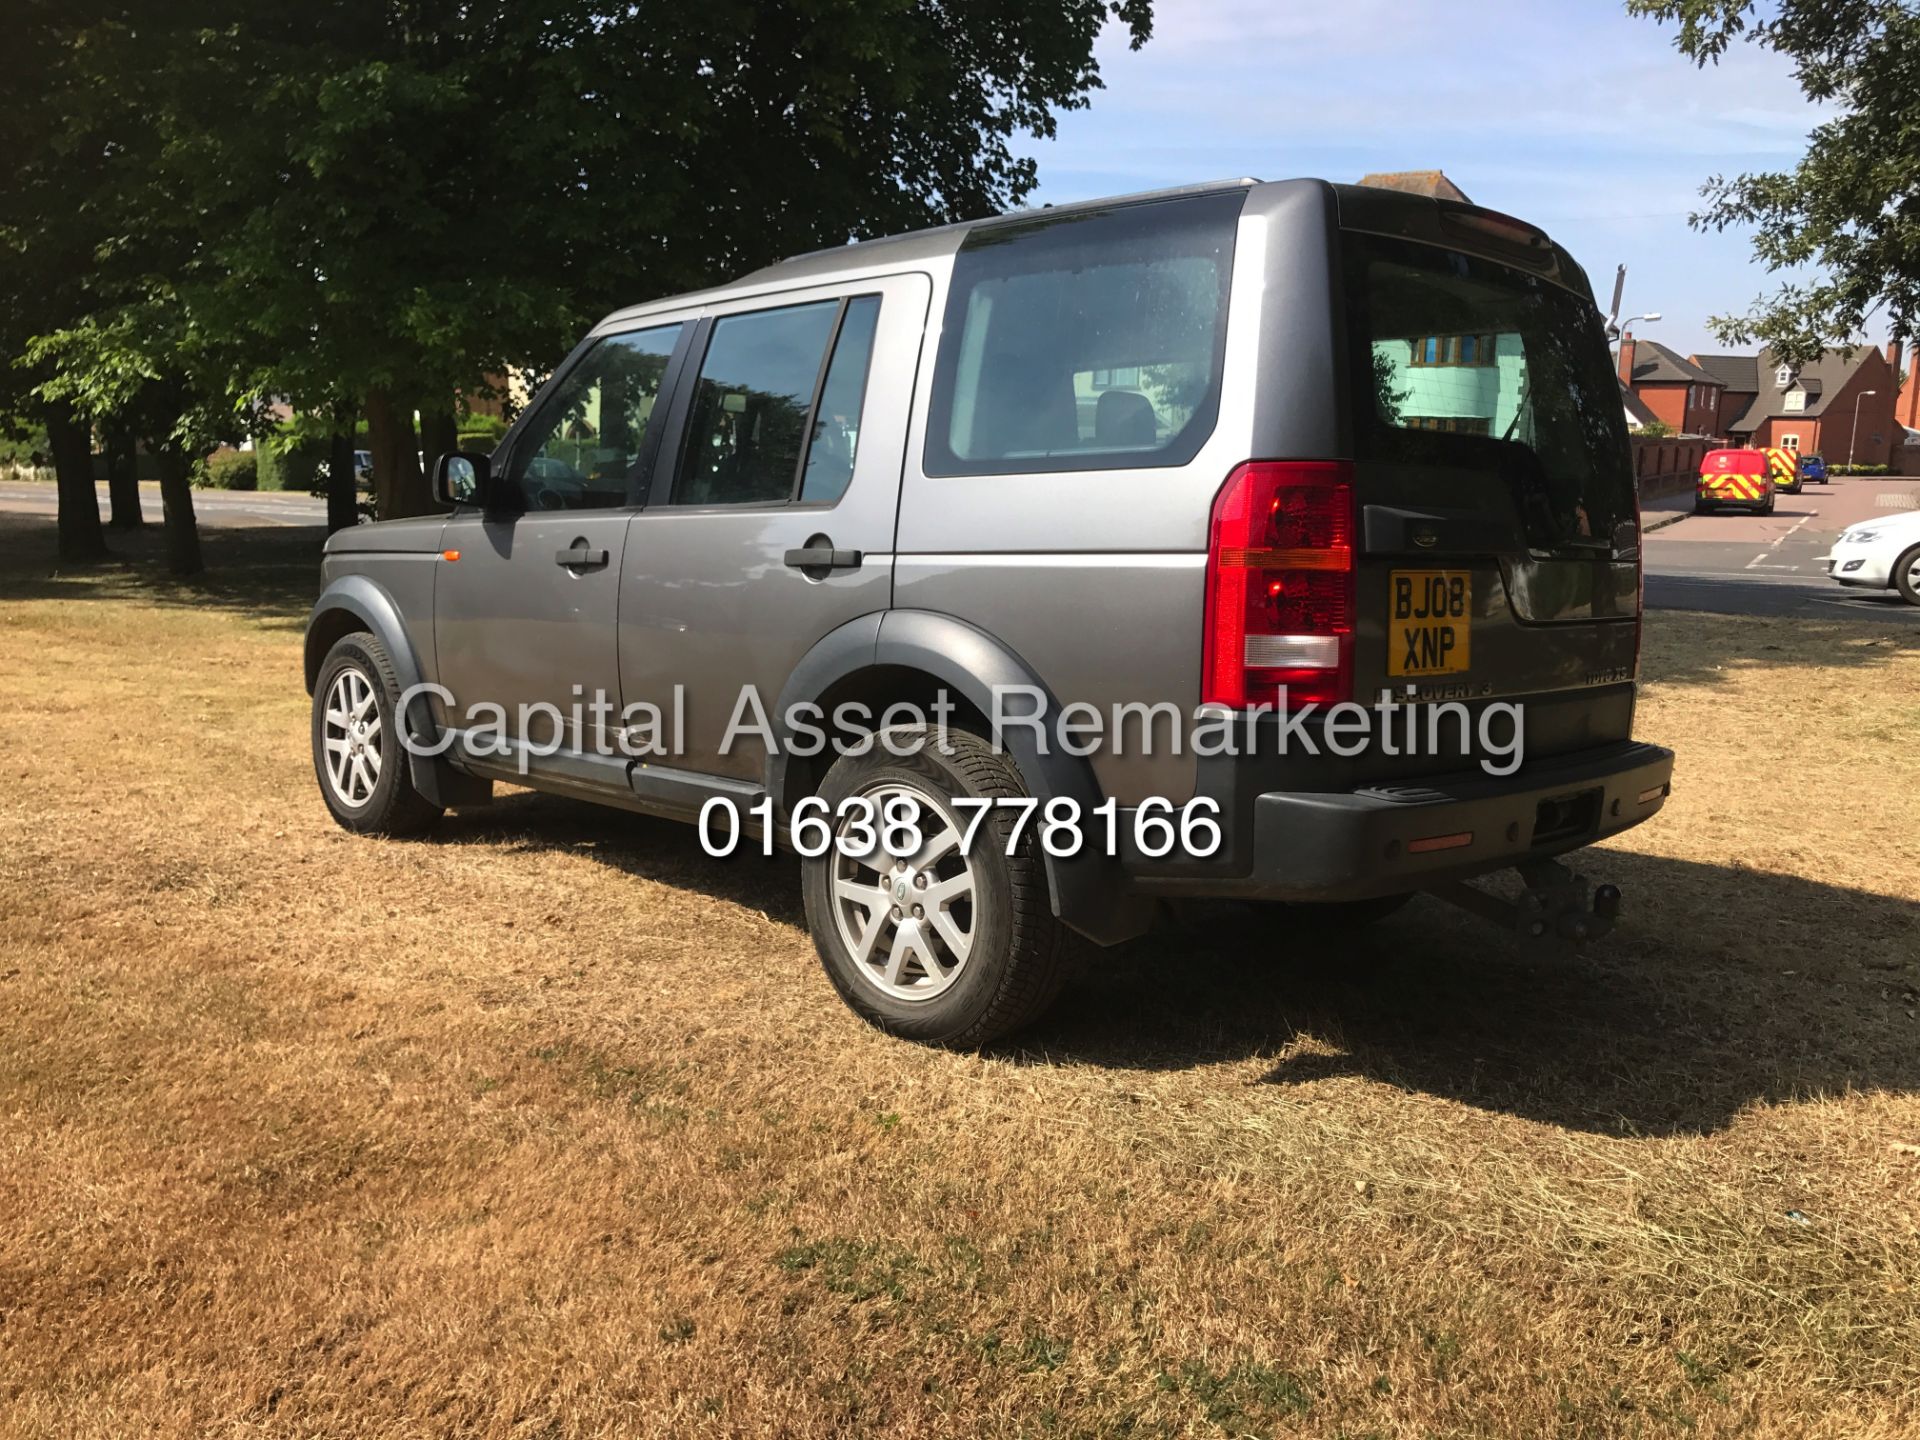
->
[1642,474,1920,623]
[5,474,1918,625]
[0,480,326,529]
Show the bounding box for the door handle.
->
[555,541,609,569]
[783,545,863,572]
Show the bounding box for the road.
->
[6,475,1918,624]
[1643,475,1920,623]
[0,480,326,528]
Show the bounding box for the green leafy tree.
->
[76,0,1156,520]
[1629,0,1920,362]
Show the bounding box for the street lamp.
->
[1609,311,1662,341]
[1849,390,1879,469]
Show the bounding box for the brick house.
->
[1616,337,1724,434]
[1692,344,1901,465]
[1688,353,1761,440]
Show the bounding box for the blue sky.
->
[1016,0,1857,359]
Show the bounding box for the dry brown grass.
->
[1,512,1917,1439]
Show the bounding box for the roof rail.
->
[776,177,1263,266]
[988,176,1262,224]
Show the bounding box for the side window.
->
[924,190,1242,476]
[676,303,834,506]
[799,296,881,504]
[671,295,884,508]
[507,323,681,511]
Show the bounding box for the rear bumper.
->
[1136,740,1674,902]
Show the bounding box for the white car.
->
[1823,508,1920,604]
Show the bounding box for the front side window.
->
[924,190,1242,476]
[506,324,682,510]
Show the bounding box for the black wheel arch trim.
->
[303,576,490,808]
[767,609,1153,946]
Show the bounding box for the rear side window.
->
[676,302,839,506]
[673,296,884,507]
[924,191,1243,476]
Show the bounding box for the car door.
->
[434,318,690,762]
[619,273,930,783]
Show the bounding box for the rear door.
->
[618,272,931,783]
[1340,225,1640,756]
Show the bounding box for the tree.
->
[101,0,1156,517]
[14,1,1154,541]
[1629,0,1920,363]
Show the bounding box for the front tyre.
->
[800,727,1075,1047]
[1895,544,1920,606]
[311,631,443,836]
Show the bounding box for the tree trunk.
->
[365,387,428,520]
[105,422,143,528]
[327,427,359,534]
[418,405,459,503]
[47,399,108,562]
[154,444,203,577]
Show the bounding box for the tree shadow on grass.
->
[433,788,1920,1139]
[0,510,326,632]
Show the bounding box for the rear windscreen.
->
[1343,231,1634,553]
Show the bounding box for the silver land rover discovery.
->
[305,177,1673,1046]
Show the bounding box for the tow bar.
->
[1427,859,1623,950]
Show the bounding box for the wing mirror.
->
[433,450,490,509]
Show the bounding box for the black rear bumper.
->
[1135,740,1673,902]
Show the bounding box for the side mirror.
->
[433,450,490,509]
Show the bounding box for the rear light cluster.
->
[1202,461,1355,709]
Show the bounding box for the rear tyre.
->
[1895,545,1920,606]
[311,632,443,837]
[1760,494,1776,515]
[1692,500,1714,516]
[801,726,1077,1047]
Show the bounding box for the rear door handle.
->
[556,540,609,570]
[784,545,863,572]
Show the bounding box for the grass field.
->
[1,512,1917,1438]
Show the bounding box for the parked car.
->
[1798,453,1830,485]
[1695,448,1776,514]
[1822,508,1920,604]
[353,450,374,491]
[303,178,1673,1045]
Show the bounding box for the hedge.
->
[257,435,332,492]
[199,450,258,490]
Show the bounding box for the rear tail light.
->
[1203,461,1355,709]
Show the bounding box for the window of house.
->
[1781,433,1800,451]
[924,190,1242,475]
[675,296,881,507]
[1408,334,1497,368]
[1404,415,1493,435]
[505,323,683,510]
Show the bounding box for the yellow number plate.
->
[1389,570,1472,677]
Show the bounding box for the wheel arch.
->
[767,609,1153,946]
[304,575,489,808]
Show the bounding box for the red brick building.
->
[1688,345,1901,465]
[1617,337,1724,435]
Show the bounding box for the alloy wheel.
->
[321,667,383,807]
[829,781,977,1002]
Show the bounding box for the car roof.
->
[596,178,1268,328]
